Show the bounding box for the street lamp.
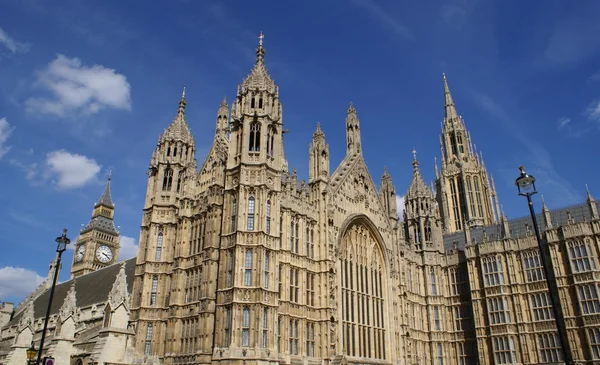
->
[26,342,37,365]
[515,166,573,364]
[35,229,70,365]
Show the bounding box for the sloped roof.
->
[7,258,136,326]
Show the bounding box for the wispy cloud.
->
[0,117,14,160]
[474,93,583,206]
[25,54,132,118]
[350,0,414,41]
[0,27,30,54]
[557,116,585,138]
[9,158,38,181]
[45,150,102,189]
[586,99,600,127]
[440,4,467,29]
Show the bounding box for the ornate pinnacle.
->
[255,32,266,64]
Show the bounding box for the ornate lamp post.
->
[35,229,70,365]
[26,342,37,365]
[515,166,573,364]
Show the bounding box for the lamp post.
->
[26,342,37,365]
[35,229,70,365]
[515,166,573,364]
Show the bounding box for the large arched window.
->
[341,221,386,360]
[162,168,173,191]
[155,233,163,261]
[249,122,261,152]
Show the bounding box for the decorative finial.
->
[442,72,446,80]
[181,85,186,99]
[412,147,417,161]
[108,169,113,181]
[258,31,264,46]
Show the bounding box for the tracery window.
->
[589,328,600,359]
[493,336,517,364]
[155,233,163,261]
[289,319,299,355]
[450,179,462,231]
[290,267,299,303]
[242,306,250,346]
[306,322,315,356]
[456,132,464,153]
[466,176,476,217]
[266,200,271,234]
[224,306,232,345]
[247,196,255,231]
[578,284,600,314]
[264,251,270,289]
[424,219,432,242]
[538,333,562,363]
[244,249,253,286]
[249,122,261,152]
[231,198,237,232]
[473,177,484,217]
[568,239,596,273]
[145,323,153,355]
[306,271,315,306]
[431,270,438,296]
[341,222,386,360]
[262,308,268,348]
[162,168,173,191]
[482,255,505,287]
[530,292,553,321]
[150,276,158,306]
[266,126,275,157]
[488,297,511,324]
[226,250,234,287]
[523,250,545,282]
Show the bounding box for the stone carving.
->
[108,262,131,310]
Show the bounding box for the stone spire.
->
[241,32,276,92]
[443,73,459,122]
[95,171,114,209]
[345,102,362,155]
[161,86,194,145]
[216,96,229,137]
[407,148,433,199]
[108,262,130,309]
[586,184,599,220]
[59,281,78,320]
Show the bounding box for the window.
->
[530,292,554,321]
[176,171,182,192]
[251,98,255,108]
[452,306,463,331]
[578,284,600,314]
[306,227,310,257]
[227,251,234,287]
[295,223,299,253]
[482,256,505,287]
[433,306,441,330]
[224,306,232,346]
[448,267,466,296]
[258,98,263,108]
[306,272,315,306]
[424,219,432,242]
[456,132,464,153]
[231,198,237,232]
[569,240,596,273]
[450,179,462,231]
[289,319,298,355]
[341,223,386,360]
[309,229,315,259]
[458,343,467,365]
[277,315,281,352]
[435,343,443,365]
[266,200,271,234]
[290,267,299,303]
[145,323,153,355]
[266,127,275,157]
[493,336,517,364]
[264,251,270,289]
[242,307,250,347]
[150,276,158,306]
[247,196,255,231]
[155,233,163,261]
[262,308,268,348]
[538,333,562,363]
[450,133,458,156]
[488,297,511,324]
[589,328,600,359]
[244,249,253,286]
[431,271,438,296]
[473,177,484,217]
[466,176,476,217]
[306,322,315,357]
[290,221,295,251]
[523,251,545,282]
[200,218,206,250]
[249,122,261,152]
[162,168,173,191]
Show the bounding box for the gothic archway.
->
[338,215,388,361]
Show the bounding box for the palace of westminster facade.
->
[2,36,600,365]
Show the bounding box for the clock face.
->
[75,245,85,262]
[96,245,113,263]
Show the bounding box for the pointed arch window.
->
[145,323,153,355]
[177,171,182,192]
[266,200,271,234]
[264,251,270,289]
[244,249,253,286]
[456,132,464,153]
[251,98,255,109]
[450,133,458,156]
[224,306,232,346]
[155,233,163,261]
[150,276,158,306]
[431,270,438,296]
[162,168,173,191]
[466,176,476,217]
[473,177,484,217]
[249,122,261,152]
[247,196,255,231]
[266,126,275,157]
[232,198,237,232]
[166,146,171,157]
[227,250,234,287]
[258,97,263,109]
[425,219,432,242]
[242,306,250,346]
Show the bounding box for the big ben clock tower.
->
[71,173,120,278]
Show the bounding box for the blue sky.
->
[0,0,598,303]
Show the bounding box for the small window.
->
[248,196,255,231]
[249,122,261,152]
[258,98,263,108]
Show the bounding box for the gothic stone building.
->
[2,36,600,365]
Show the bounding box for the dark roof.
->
[95,178,114,209]
[443,200,599,251]
[8,258,136,326]
[81,215,118,235]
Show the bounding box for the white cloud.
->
[118,235,138,260]
[25,54,131,117]
[0,267,45,299]
[396,195,405,217]
[46,150,101,189]
[0,27,30,54]
[557,117,571,129]
[0,117,14,160]
[586,99,600,125]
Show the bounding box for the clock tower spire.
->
[71,172,120,279]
